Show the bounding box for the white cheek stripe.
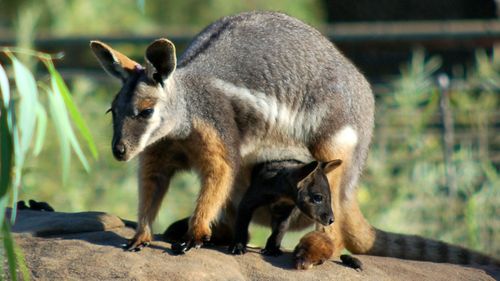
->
[137,109,162,151]
[212,78,325,141]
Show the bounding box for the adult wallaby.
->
[91,11,499,267]
[228,159,340,256]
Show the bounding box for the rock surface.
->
[10,210,499,281]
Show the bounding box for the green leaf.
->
[15,243,30,281]
[0,102,13,199]
[11,57,38,159]
[50,77,90,172]
[0,63,10,107]
[33,102,47,156]
[47,64,98,159]
[46,87,71,183]
[3,221,18,281]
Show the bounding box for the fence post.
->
[437,73,457,198]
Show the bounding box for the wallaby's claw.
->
[124,240,150,252]
[261,247,283,256]
[228,243,246,255]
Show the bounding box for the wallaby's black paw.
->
[17,200,55,212]
[261,247,283,256]
[28,200,55,212]
[228,243,247,255]
[340,254,363,271]
[17,201,29,210]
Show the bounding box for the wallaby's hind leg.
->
[306,126,377,258]
[295,126,372,264]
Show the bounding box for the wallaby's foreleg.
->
[187,120,237,247]
[126,154,175,251]
[262,206,293,256]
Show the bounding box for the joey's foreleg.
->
[262,206,294,256]
[229,195,267,255]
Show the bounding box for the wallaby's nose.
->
[113,141,126,160]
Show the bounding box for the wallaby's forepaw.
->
[340,254,363,271]
[189,221,212,247]
[171,234,211,255]
[228,242,247,255]
[261,247,283,257]
[125,232,152,252]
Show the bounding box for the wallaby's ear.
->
[321,159,342,174]
[294,161,320,183]
[145,38,177,85]
[89,41,140,82]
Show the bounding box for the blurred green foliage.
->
[0,49,96,280]
[1,0,498,259]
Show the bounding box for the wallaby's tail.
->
[341,199,500,266]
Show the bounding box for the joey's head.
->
[90,39,186,161]
[292,159,342,226]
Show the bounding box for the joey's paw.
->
[171,241,193,255]
[228,243,247,255]
[261,247,283,256]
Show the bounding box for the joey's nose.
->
[113,142,126,160]
[321,213,334,225]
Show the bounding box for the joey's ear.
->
[320,159,342,174]
[294,161,320,182]
[90,41,141,82]
[145,38,177,84]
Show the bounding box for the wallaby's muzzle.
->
[112,137,127,161]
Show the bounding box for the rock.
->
[9,210,499,281]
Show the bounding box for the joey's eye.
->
[312,194,323,204]
[138,108,154,119]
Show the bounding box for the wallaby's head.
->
[291,159,341,226]
[90,39,183,161]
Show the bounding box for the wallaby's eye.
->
[312,194,323,204]
[138,108,154,119]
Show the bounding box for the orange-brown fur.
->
[183,119,234,242]
[294,231,334,270]
[129,119,234,248]
[91,41,139,74]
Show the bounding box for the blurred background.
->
[0,0,498,256]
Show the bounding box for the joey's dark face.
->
[296,168,334,226]
[109,71,171,161]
